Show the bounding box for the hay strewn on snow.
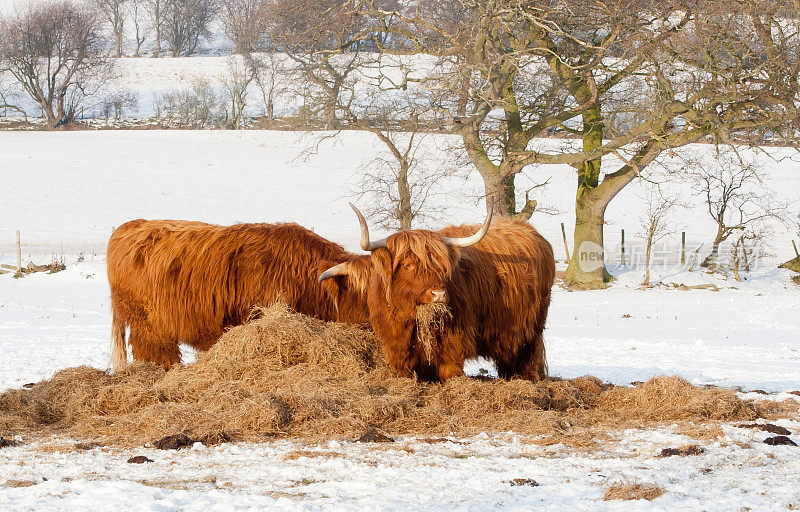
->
[603,479,665,501]
[0,304,792,446]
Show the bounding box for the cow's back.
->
[437,219,555,358]
[107,219,356,347]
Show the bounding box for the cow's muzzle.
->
[421,288,448,304]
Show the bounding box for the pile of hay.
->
[0,304,790,446]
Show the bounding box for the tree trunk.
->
[154,13,161,58]
[701,225,725,267]
[43,108,58,128]
[701,242,721,267]
[397,161,412,230]
[563,196,610,288]
[480,170,515,217]
[115,29,123,58]
[563,104,611,289]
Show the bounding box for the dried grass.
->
[0,304,794,447]
[415,303,451,363]
[603,479,664,501]
[283,450,344,461]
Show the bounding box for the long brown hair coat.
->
[107,219,368,369]
[322,219,556,382]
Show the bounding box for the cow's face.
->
[370,231,456,314]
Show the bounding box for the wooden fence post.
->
[560,223,570,262]
[16,230,21,272]
[620,229,625,266]
[681,232,686,265]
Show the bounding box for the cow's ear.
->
[318,261,351,282]
[370,248,394,304]
[318,258,370,296]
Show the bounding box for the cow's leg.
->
[436,331,470,382]
[188,327,223,353]
[521,328,547,381]
[384,347,417,378]
[497,331,546,382]
[128,319,181,369]
[109,292,129,371]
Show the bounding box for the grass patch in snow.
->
[0,304,795,447]
[603,479,665,501]
[283,450,344,461]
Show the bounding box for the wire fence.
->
[0,226,795,270]
[0,240,108,266]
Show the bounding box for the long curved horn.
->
[349,202,387,251]
[442,197,494,248]
[318,263,349,282]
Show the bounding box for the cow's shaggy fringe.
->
[415,303,451,363]
[0,305,793,446]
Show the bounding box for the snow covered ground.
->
[2,423,800,512]
[1,130,799,510]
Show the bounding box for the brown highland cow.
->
[107,220,369,370]
[319,203,556,382]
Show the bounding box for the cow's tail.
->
[110,308,127,372]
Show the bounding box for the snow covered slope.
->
[1,130,797,264]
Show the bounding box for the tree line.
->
[1,0,799,288]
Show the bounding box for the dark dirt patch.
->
[355,431,394,443]
[0,436,18,448]
[154,434,194,450]
[127,455,154,463]
[74,442,101,450]
[735,423,791,435]
[763,436,797,446]
[507,478,539,487]
[660,445,705,457]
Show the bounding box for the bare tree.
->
[0,1,112,128]
[637,187,681,286]
[0,76,28,121]
[93,0,127,57]
[146,0,164,57]
[162,0,216,57]
[154,79,223,127]
[219,0,266,54]
[688,152,788,269]
[128,0,151,56]
[265,0,374,128]
[247,52,285,121]
[221,57,256,128]
[350,108,454,230]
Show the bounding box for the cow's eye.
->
[402,260,415,270]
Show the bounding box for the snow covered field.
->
[1,130,799,510]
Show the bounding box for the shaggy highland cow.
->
[319,203,556,382]
[107,220,369,370]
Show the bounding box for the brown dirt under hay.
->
[0,304,796,447]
